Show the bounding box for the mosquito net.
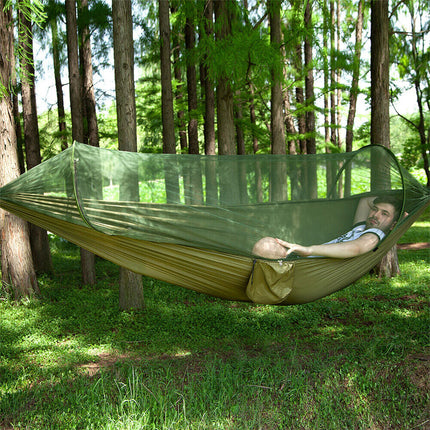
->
[0,142,428,259]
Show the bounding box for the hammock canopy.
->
[0,143,428,304]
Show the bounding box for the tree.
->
[269,0,287,202]
[185,4,199,154]
[79,0,99,149]
[391,0,430,187]
[44,0,68,151]
[370,0,399,278]
[371,0,390,148]
[112,0,144,310]
[345,0,364,153]
[159,0,176,154]
[18,1,53,274]
[200,0,215,155]
[214,0,235,155]
[269,0,285,155]
[304,0,316,156]
[170,2,187,151]
[65,0,96,285]
[1,0,39,299]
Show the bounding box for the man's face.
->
[366,202,397,232]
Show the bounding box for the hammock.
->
[0,142,428,304]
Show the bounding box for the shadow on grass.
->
[0,232,428,428]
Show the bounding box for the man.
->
[252,196,402,259]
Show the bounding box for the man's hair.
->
[373,195,403,221]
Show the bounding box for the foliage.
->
[0,209,429,429]
[390,0,430,182]
[28,0,428,173]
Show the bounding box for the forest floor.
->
[0,207,428,429]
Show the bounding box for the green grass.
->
[0,209,429,429]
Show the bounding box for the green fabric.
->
[1,142,428,258]
[0,197,427,305]
[0,142,429,304]
[246,260,295,304]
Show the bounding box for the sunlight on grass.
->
[0,211,428,429]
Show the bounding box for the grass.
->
[0,208,429,429]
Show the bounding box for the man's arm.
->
[276,232,380,259]
[353,196,375,225]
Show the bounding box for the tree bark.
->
[269,0,285,155]
[323,0,330,148]
[65,0,96,285]
[304,0,317,201]
[19,4,53,274]
[214,0,236,155]
[345,0,364,153]
[336,0,342,149]
[248,83,259,154]
[370,0,390,148]
[370,0,398,278]
[269,0,287,202]
[50,15,68,150]
[80,0,99,149]
[0,1,39,299]
[11,51,25,174]
[171,3,187,152]
[294,44,306,154]
[329,0,337,148]
[112,0,144,310]
[304,2,316,142]
[201,0,215,156]
[185,15,199,154]
[235,92,245,155]
[159,0,176,154]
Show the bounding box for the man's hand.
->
[275,239,312,257]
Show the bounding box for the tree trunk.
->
[323,0,330,148]
[159,0,176,154]
[112,0,144,310]
[18,4,53,275]
[329,0,336,148]
[80,0,99,149]
[0,1,39,299]
[171,4,187,152]
[269,0,285,156]
[269,0,287,202]
[199,1,216,204]
[65,0,96,285]
[304,0,317,202]
[370,0,390,148]
[249,83,259,154]
[304,1,315,146]
[295,44,306,154]
[50,15,68,150]
[371,0,398,278]
[185,16,199,154]
[235,92,245,155]
[282,39,298,154]
[184,14,203,204]
[345,0,364,153]
[214,0,236,155]
[336,0,342,150]
[11,51,25,174]
[201,0,215,156]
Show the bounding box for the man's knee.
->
[252,237,287,259]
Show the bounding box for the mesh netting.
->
[0,142,428,258]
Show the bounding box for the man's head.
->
[365,196,402,233]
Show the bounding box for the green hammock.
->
[0,142,428,304]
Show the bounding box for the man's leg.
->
[252,237,287,259]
